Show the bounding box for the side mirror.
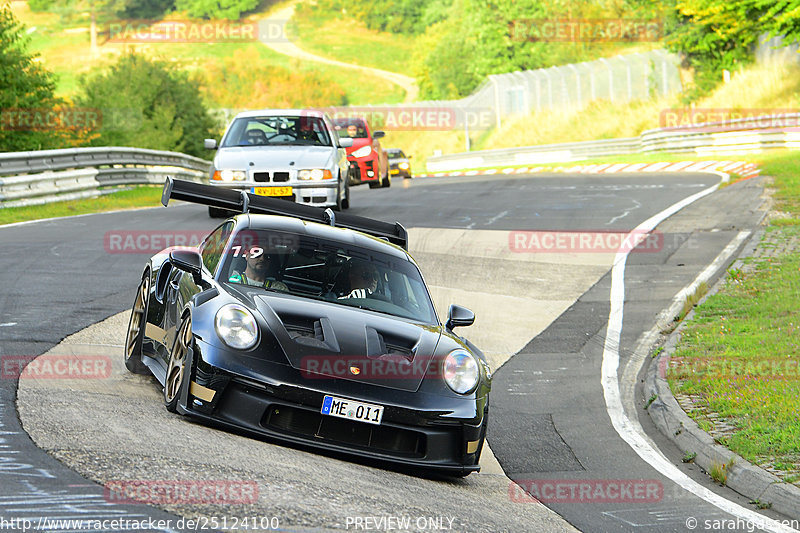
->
[407,154,412,159]
[170,249,209,288]
[373,131,385,139]
[338,137,353,148]
[204,138,218,150]
[170,249,202,278]
[446,304,474,330]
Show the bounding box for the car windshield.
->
[221,116,331,147]
[387,150,405,158]
[333,118,368,138]
[218,229,438,324]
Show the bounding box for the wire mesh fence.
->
[210,50,683,135]
[399,49,682,130]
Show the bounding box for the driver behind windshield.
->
[339,260,379,299]
[229,245,288,291]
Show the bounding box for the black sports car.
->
[124,179,491,475]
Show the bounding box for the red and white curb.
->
[418,161,760,179]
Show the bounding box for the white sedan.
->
[204,109,353,217]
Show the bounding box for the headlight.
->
[352,145,372,158]
[399,162,410,170]
[213,170,247,182]
[298,169,333,180]
[443,350,480,394]
[215,304,258,350]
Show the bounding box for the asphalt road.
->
[1,173,791,532]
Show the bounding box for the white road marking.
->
[618,231,752,474]
[486,210,509,226]
[0,322,16,327]
[601,172,798,533]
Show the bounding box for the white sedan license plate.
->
[252,186,292,197]
[321,395,383,425]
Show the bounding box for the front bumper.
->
[209,181,338,207]
[389,166,411,178]
[348,156,379,183]
[177,339,485,474]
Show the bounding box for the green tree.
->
[0,5,65,151]
[414,0,555,99]
[665,0,762,95]
[75,54,216,157]
[756,0,800,41]
[174,0,258,20]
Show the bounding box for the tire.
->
[164,315,192,413]
[208,206,228,218]
[342,179,350,209]
[124,274,151,375]
[368,181,380,189]
[381,173,391,188]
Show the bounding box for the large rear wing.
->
[161,178,408,250]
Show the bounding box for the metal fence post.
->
[625,57,633,101]
[491,76,502,130]
[568,64,581,109]
[599,58,613,103]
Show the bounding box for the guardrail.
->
[426,114,800,172]
[426,138,641,172]
[0,147,211,208]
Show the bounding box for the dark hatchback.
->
[386,148,412,179]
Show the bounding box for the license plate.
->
[390,169,399,174]
[321,395,383,425]
[252,186,292,197]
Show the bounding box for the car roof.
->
[233,109,327,119]
[234,214,412,261]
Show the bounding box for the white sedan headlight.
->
[443,350,480,394]
[215,304,258,350]
[298,169,333,180]
[352,145,372,158]
[213,170,247,182]
[398,162,410,170]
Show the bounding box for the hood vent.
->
[279,313,339,352]
[365,327,416,361]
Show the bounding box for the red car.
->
[334,117,390,188]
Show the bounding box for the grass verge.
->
[666,150,800,484]
[0,186,163,226]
